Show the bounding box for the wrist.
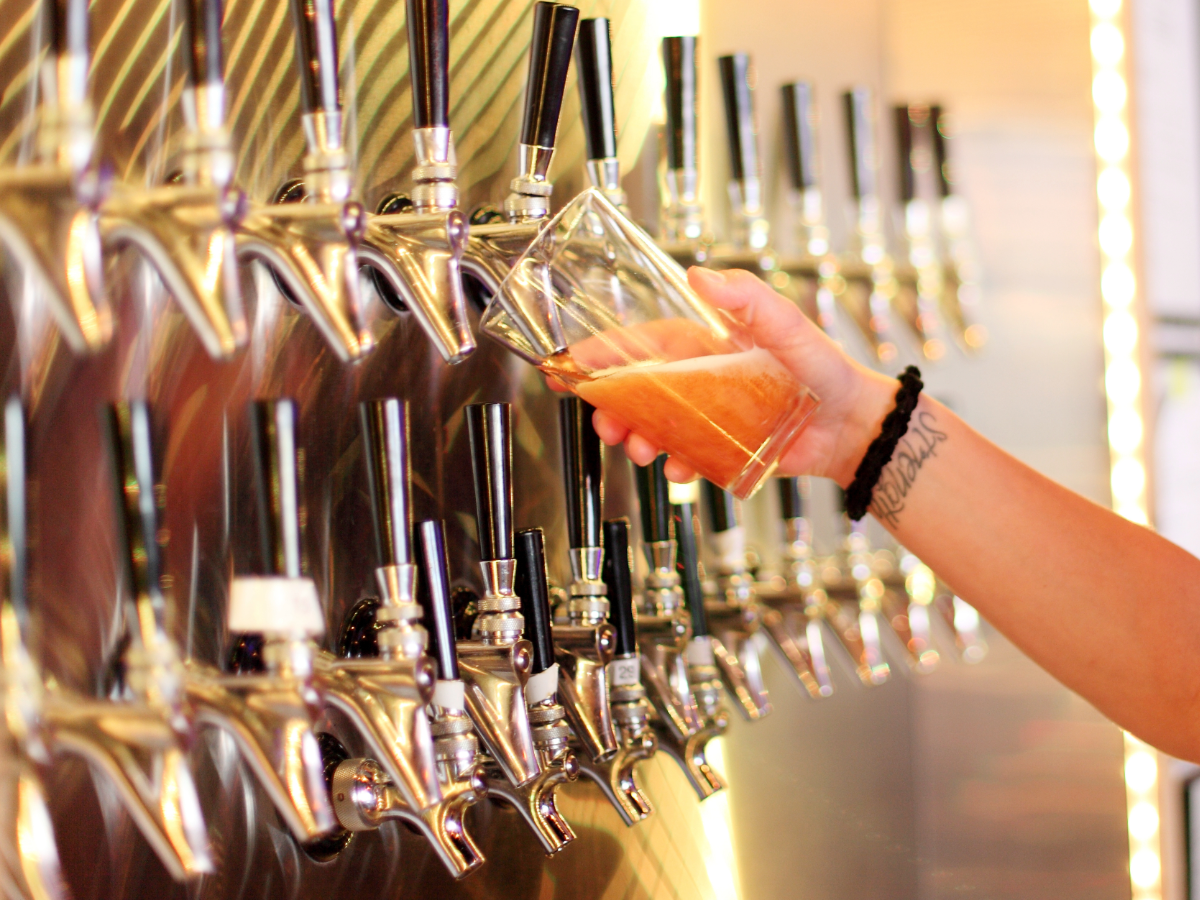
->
[832,366,902,489]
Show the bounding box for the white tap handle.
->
[227,575,324,637]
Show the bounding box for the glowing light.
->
[1098,168,1131,210]
[1102,263,1136,307]
[1117,504,1150,525]
[1106,358,1141,404]
[1131,849,1161,889]
[1104,311,1138,355]
[1090,0,1121,16]
[1091,23,1125,65]
[1099,214,1133,257]
[1093,70,1127,113]
[1125,750,1158,792]
[1108,407,1143,453]
[1095,117,1130,161]
[699,739,743,898]
[1112,457,1145,502]
[1129,802,1159,840]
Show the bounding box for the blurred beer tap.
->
[834,86,898,363]
[633,458,725,799]
[710,52,774,273]
[457,402,578,855]
[322,400,485,878]
[775,82,839,335]
[698,482,771,720]
[460,2,580,299]
[820,514,892,685]
[551,398,653,825]
[0,399,69,900]
[232,0,373,361]
[0,0,112,353]
[658,36,709,264]
[358,0,475,364]
[98,0,249,360]
[576,18,625,208]
[41,401,214,881]
[889,103,947,360]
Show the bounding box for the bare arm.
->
[592,266,1200,761]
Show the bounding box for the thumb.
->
[686,266,827,362]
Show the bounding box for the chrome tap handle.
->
[843,87,879,203]
[673,503,707,638]
[181,0,223,88]
[931,105,952,198]
[559,398,602,552]
[521,2,580,151]
[43,0,88,105]
[1,400,30,644]
[289,0,340,119]
[602,519,636,658]
[701,481,738,535]
[407,0,449,128]
[895,104,916,204]
[249,400,304,578]
[716,53,759,188]
[466,403,512,563]
[415,519,459,681]
[360,399,412,568]
[662,36,697,173]
[778,477,803,521]
[576,18,617,162]
[635,455,672,544]
[103,402,168,631]
[514,528,555,675]
[781,82,818,192]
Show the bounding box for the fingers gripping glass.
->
[481,188,818,499]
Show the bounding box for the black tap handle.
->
[289,0,340,116]
[104,402,167,619]
[673,503,707,638]
[717,53,758,183]
[360,399,412,568]
[843,87,877,201]
[407,0,449,128]
[576,17,617,161]
[635,455,672,544]
[415,519,459,681]
[180,0,223,87]
[249,400,304,578]
[559,397,603,551]
[894,104,916,203]
[662,36,697,171]
[45,0,87,62]
[466,403,512,562]
[778,477,803,521]
[930,104,952,198]
[602,519,636,657]
[781,82,817,191]
[514,528,555,675]
[2,400,27,636]
[520,2,580,148]
[702,481,738,534]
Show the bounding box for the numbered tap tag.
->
[609,655,641,687]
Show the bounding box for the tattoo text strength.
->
[868,409,947,527]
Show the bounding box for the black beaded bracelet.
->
[843,366,924,522]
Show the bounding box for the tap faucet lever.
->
[717,52,767,250]
[576,17,623,202]
[559,397,608,623]
[249,400,305,579]
[408,0,449,130]
[506,2,580,220]
[661,35,703,243]
[674,498,723,721]
[289,0,344,176]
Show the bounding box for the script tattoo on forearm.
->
[869,409,948,528]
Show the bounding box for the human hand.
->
[587,267,897,486]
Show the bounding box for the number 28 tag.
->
[609,657,640,686]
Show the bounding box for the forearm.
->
[868,393,1200,760]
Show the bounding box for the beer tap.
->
[673,490,728,731]
[698,482,771,720]
[711,53,774,271]
[320,401,484,876]
[890,103,946,360]
[40,402,214,881]
[232,0,373,362]
[460,2,580,299]
[0,399,69,900]
[658,35,708,264]
[98,0,249,360]
[834,87,898,363]
[327,500,486,879]
[821,514,891,685]
[357,0,475,364]
[553,398,653,825]
[457,402,577,855]
[0,0,111,353]
[633,458,725,799]
[576,18,625,208]
[776,82,839,334]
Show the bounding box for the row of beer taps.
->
[0,0,991,893]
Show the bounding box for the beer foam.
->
[590,347,782,380]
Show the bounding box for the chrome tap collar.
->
[663,167,703,241]
[642,541,683,615]
[568,547,609,624]
[474,558,525,644]
[375,562,418,607]
[505,144,554,221]
[585,158,626,207]
[301,110,352,203]
[178,85,234,189]
[412,126,459,211]
[727,177,770,251]
[374,565,428,659]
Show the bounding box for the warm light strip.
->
[1089,2,1162,898]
